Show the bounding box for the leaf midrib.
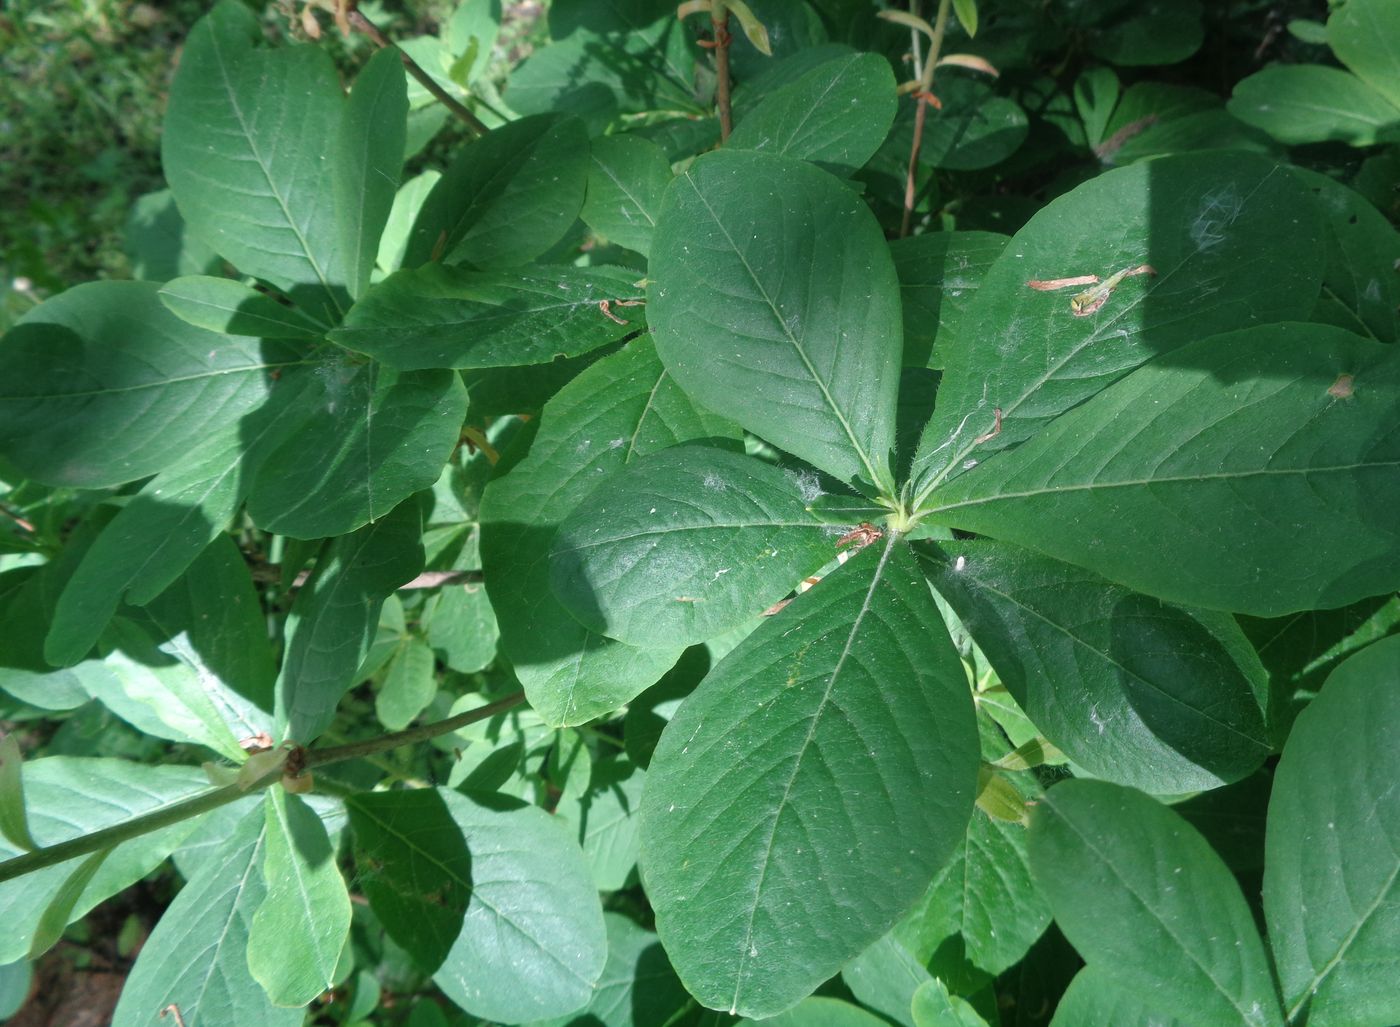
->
[1051,801,1278,1025]
[926,459,1399,519]
[209,32,344,318]
[684,175,886,490]
[729,535,898,1012]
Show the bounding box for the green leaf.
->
[896,805,1052,975]
[910,151,1324,498]
[432,789,607,1022]
[842,931,931,1027]
[528,912,693,1027]
[920,541,1271,793]
[1050,965,1192,1026]
[248,361,466,539]
[403,114,589,268]
[1028,780,1283,1026]
[1292,168,1400,344]
[28,848,112,958]
[1264,634,1400,1026]
[919,77,1029,172]
[649,149,902,493]
[952,0,978,37]
[1073,67,1121,151]
[276,501,425,743]
[0,758,209,964]
[335,46,408,300]
[508,0,702,131]
[556,756,645,891]
[71,538,274,759]
[424,583,498,674]
[549,444,837,647]
[377,170,441,274]
[1088,0,1203,66]
[639,539,979,1017]
[1227,65,1400,147]
[911,979,990,1027]
[1329,0,1400,111]
[330,264,644,370]
[0,281,281,489]
[728,53,897,177]
[479,337,736,726]
[159,276,328,338]
[162,0,348,322]
[123,188,222,282]
[0,734,37,851]
[248,790,351,1006]
[346,789,471,974]
[111,804,302,1027]
[888,231,1007,368]
[922,323,1400,617]
[375,637,437,731]
[581,134,672,257]
[44,381,314,666]
[743,996,891,1026]
[0,520,120,711]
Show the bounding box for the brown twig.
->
[347,9,488,137]
[900,0,952,238]
[713,10,733,141]
[0,692,527,885]
[0,504,35,535]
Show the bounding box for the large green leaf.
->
[111,804,302,1027]
[508,0,702,131]
[549,444,837,647]
[639,539,979,1017]
[1264,634,1400,1026]
[247,361,466,539]
[581,134,672,257]
[1088,0,1203,66]
[728,53,897,176]
[330,264,644,370]
[1028,780,1283,1026]
[433,789,607,1023]
[923,323,1400,617]
[123,188,222,282]
[68,538,274,759]
[918,77,1029,171]
[842,932,931,1027]
[248,790,351,1006]
[346,789,471,974]
[649,149,902,494]
[554,755,646,891]
[0,758,209,964]
[528,912,692,1027]
[275,500,425,743]
[1049,966,1191,1027]
[162,0,348,322]
[1330,0,1400,111]
[909,151,1324,499]
[743,997,891,1026]
[403,114,589,269]
[920,541,1271,793]
[334,46,408,300]
[44,376,314,666]
[1293,168,1400,344]
[1227,66,1400,147]
[896,806,1052,976]
[158,276,328,339]
[889,231,1007,368]
[479,337,736,726]
[0,281,281,489]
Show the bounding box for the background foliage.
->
[2,0,1399,1025]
